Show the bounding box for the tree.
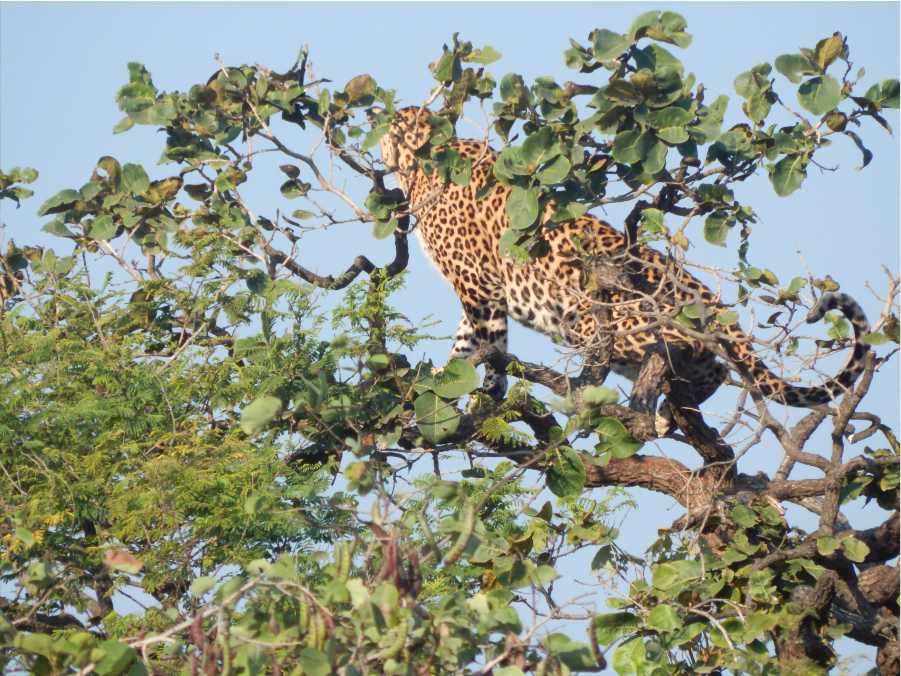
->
[1,10,898,675]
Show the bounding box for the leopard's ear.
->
[392,106,433,152]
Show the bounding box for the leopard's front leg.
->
[448,303,509,400]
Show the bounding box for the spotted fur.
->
[379,106,870,417]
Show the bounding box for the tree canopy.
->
[1,10,899,675]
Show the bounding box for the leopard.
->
[377,105,870,433]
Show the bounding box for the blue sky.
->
[2,1,898,663]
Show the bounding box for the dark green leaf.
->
[704,212,731,246]
[612,129,649,164]
[593,612,639,644]
[537,155,570,184]
[506,186,539,230]
[768,153,808,197]
[122,163,150,195]
[414,391,461,443]
[94,640,137,676]
[88,215,118,241]
[520,127,560,166]
[647,106,692,128]
[432,359,480,399]
[547,447,586,498]
[37,189,80,216]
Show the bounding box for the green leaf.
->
[730,503,758,527]
[860,332,890,346]
[546,447,586,498]
[14,527,35,547]
[582,386,619,405]
[604,79,643,106]
[816,535,840,556]
[468,45,502,65]
[240,395,282,435]
[122,163,150,195]
[427,115,455,146]
[592,30,630,61]
[734,63,772,98]
[520,127,560,166]
[641,139,667,174]
[88,215,118,241]
[432,359,480,399]
[10,166,38,183]
[689,95,728,143]
[593,612,640,644]
[537,155,570,185]
[647,106,692,129]
[543,633,598,670]
[797,75,842,115]
[704,212,731,246]
[840,536,870,563]
[648,604,683,632]
[13,633,54,659]
[640,207,665,234]
[343,74,376,103]
[506,186,539,230]
[629,10,662,41]
[865,79,900,109]
[775,53,818,84]
[743,92,773,124]
[768,154,808,197]
[93,640,137,676]
[190,576,216,598]
[611,637,646,674]
[373,218,397,240]
[612,129,651,164]
[493,669,524,676]
[656,126,689,144]
[37,188,80,216]
[280,179,311,199]
[814,33,844,72]
[652,559,701,590]
[414,391,460,443]
[297,648,331,676]
[111,114,134,133]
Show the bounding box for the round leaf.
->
[506,186,539,230]
[122,163,150,195]
[88,215,118,241]
[414,391,461,443]
[797,75,842,115]
[547,447,586,498]
[648,604,683,632]
[592,29,630,61]
[240,395,282,435]
[432,359,480,399]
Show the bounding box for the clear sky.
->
[2,1,899,663]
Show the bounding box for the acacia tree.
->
[1,11,899,675]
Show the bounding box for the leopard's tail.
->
[721,292,871,406]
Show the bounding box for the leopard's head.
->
[373,106,434,190]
